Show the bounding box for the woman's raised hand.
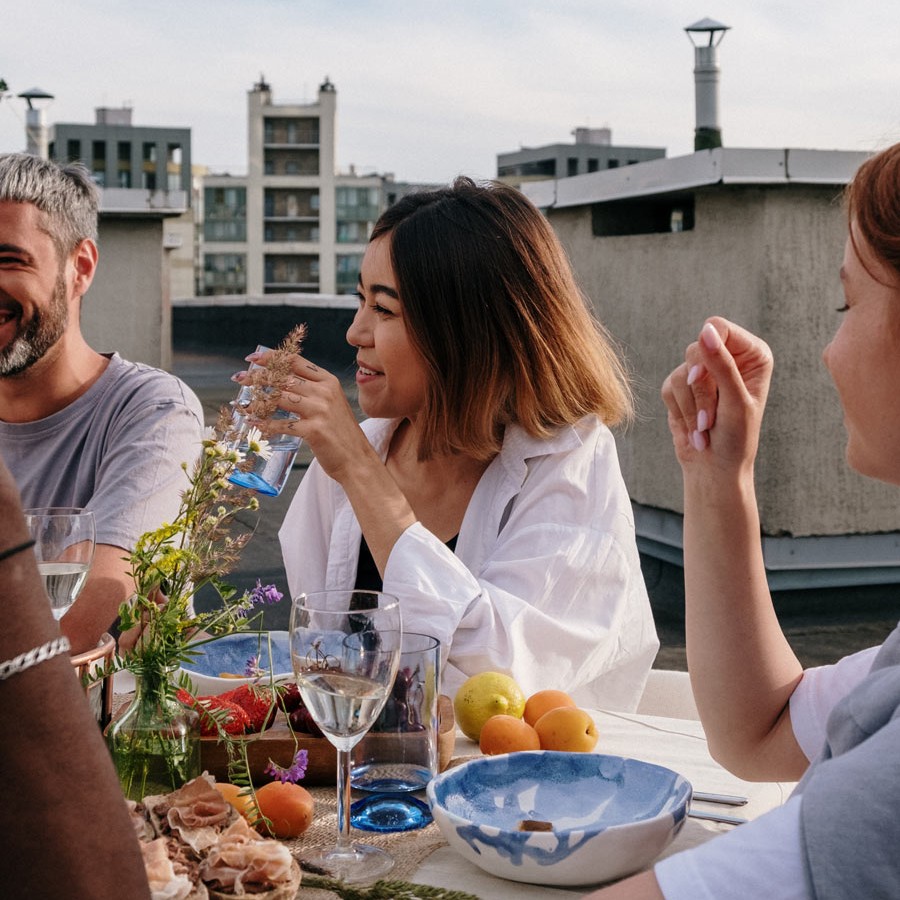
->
[661,316,774,475]
[236,351,373,483]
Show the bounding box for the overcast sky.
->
[3,0,900,184]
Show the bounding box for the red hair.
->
[845,143,900,283]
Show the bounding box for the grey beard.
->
[0,274,69,376]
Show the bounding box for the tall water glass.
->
[351,632,441,832]
[289,590,402,883]
[24,507,95,621]
[228,344,302,497]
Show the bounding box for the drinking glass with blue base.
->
[351,632,441,832]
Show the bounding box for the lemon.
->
[454,671,526,741]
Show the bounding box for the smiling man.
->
[0,153,204,653]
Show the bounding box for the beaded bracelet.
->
[0,636,72,682]
[0,538,36,563]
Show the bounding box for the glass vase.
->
[105,666,201,801]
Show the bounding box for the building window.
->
[66,139,81,163]
[607,159,620,169]
[567,157,578,177]
[203,253,247,295]
[587,159,599,173]
[91,141,106,185]
[591,195,695,236]
[336,253,363,293]
[143,142,157,163]
[204,186,247,242]
[118,170,132,188]
[167,143,183,191]
[264,253,319,292]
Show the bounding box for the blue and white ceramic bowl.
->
[177,631,293,696]
[427,751,692,887]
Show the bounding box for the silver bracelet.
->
[0,636,72,681]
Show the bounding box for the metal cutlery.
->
[689,790,750,825]
[688,808,748,825]
[692,791,748,807]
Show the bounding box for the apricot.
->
[533,706,599,752]
[478,714,541,755]
[253,781,315,838]
[213,781,255,819]
[523,689,577,727]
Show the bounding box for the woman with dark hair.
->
[584,144,900,897]
[256,177,658,709]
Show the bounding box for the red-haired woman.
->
[585,145,900,897]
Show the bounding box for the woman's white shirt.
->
[279,415,658,711]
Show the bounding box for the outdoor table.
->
[293,706,797,898]
[112,674,796,897]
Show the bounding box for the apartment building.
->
[497,127,665,188]
[200,77,383,297]
[48,108,196,301]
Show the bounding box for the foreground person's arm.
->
[583,870,665,899]
[0,461,150,899]
[662,319,808,781]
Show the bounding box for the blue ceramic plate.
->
[427,751,692,887]
[178,631,292,696]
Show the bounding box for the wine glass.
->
[24,507,96,621]
[289,589,402,883]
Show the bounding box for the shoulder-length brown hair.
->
[369,176,632,461]
[845,142,900,284]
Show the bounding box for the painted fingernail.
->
[691,430,707,452]
[696,409,709,432]
[687,364,703,385]
[231,371,247,382]
[245,351,262,363]
[701,323,721,351]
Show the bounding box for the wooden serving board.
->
[201,695,455,786]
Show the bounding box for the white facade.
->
[200,78,382,297]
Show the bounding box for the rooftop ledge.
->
[521,147,874,210]
[99,187,187,216]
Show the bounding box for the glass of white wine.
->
[289,589,401,883]
[24,507,95,621]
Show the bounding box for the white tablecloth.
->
[412,708,797,897]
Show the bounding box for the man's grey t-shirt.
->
[0,353,205,551]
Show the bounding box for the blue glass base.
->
[228,470,281,496]
[350,793,433,833]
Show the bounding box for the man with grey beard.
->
[0,153,204,653]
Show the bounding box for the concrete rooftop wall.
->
[81,216,172,370]
[549,184,900,537]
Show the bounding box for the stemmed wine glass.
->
[289,589,402,883]
[24,507,96,621]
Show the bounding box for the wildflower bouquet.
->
[98,326,309,801]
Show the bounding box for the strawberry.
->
[220,684,277,733]
[178,689,250,736]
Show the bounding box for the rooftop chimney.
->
[573,126,612,146]
[685,18,730,151]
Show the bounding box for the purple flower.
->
[244,654,264,677]
[250,580,283,606]
[264,748,309,783]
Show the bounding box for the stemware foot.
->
[301,843,395,883]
